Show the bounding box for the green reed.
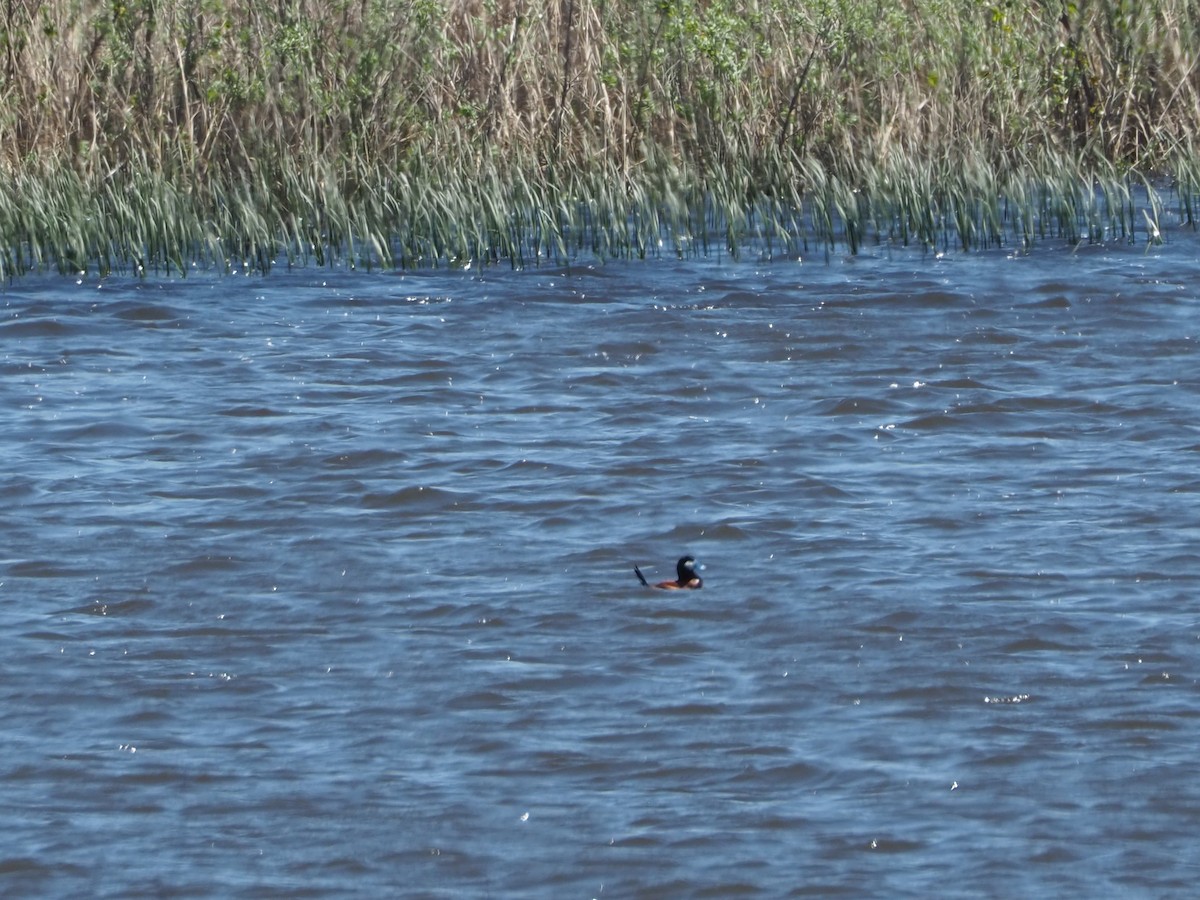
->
[0,146,1192,282]
[1,0,1199,277]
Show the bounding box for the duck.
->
[634,555,703,590]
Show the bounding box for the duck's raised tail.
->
[634,565,649,587]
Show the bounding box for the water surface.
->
[4,240,1200,897]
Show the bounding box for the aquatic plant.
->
[0,0,1198,276]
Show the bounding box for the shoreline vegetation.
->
[1,0,1199,276]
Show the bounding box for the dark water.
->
[4,239,1200,897]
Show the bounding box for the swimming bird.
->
[634,556,703,590]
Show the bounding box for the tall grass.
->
[0,0,1198,276]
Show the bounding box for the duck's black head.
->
[677,556,697,581]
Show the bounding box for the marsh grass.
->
[0,146,1190,281]
[1,0,1198,276]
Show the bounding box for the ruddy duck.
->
[634,556,703,590]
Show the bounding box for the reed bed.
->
[1,0,1198,276]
